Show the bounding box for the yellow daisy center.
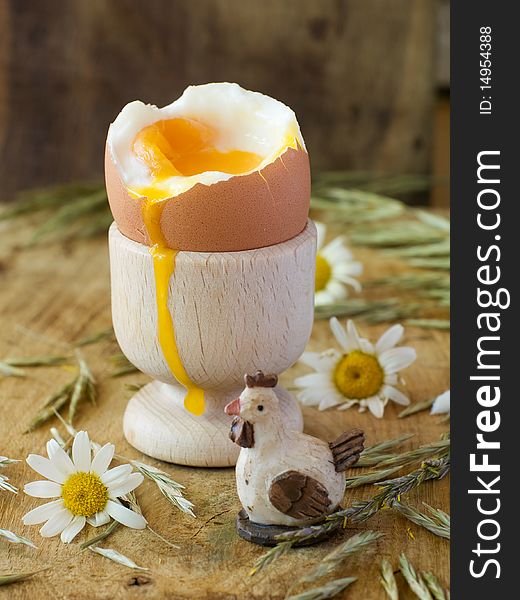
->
[61,472,109,517]
[315,254,332,291]
[333,350,384,399]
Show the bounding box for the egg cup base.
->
[123,380,303,468]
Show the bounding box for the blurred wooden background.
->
[0,0,449,205]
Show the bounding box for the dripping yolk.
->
[133,118,263,181]
[129,116,299,418]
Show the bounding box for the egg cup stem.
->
[123,382,303,467]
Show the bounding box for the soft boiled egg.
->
[105,83,310,417]
[105,82,310,252]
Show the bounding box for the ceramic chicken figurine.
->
[225,371,365,544]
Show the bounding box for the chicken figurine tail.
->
[329,428,365,472]
[225,370,366,546]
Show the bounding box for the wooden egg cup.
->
[109,221,317,467]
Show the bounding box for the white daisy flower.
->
[431,390,450,415]
[22,431,146,543]
[294,318,417,418]
[314,222,363,306]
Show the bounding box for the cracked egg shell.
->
[105,83,311,252]
[105,146,310,252]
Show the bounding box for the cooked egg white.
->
[107,82,305,199]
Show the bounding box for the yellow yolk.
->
[140,197,205,416]
[131,117,299,417]
[133,118,263,195]
[134,117,262,417]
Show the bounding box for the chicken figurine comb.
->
[225,370,365,546]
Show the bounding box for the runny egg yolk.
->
[133,117,266,417]
[133,118,263,197]
[138,192,205,416]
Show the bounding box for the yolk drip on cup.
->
[133,117,265,417]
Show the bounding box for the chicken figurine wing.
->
[225,371,365,543]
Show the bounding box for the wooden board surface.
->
[0,0,437,199]
[0,221,449,599]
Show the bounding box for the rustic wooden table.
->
[0,220,449,599]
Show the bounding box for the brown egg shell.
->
[105,145,311,252]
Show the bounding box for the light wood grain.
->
[0,221,449,599]
[109,223,316,391]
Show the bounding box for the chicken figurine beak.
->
[224,397,241,416]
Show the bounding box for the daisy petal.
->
[379,347,417,373]
[337,400,357,411]
[101,464,133,486]
[72,431,91,472]
[376,324,404,354]
[360,339,374,353]
[431,390,450,415]
[346,320,362,350]
[297,387,327,406]
[315,222,326,251]
[334,261,363,277]
[108,473,144,498]
[39,508,73,537]
[383,385,411,406]
[321,236,349,259]
[23,500,64,525]
[330,317,352,352]
[324,280,348,301]
[366,397,385,418]
[300,352,339,372]
[293,372,331,389]
[314,289,335,306]
[318,396,342,411]
[60,515,86,543]
[106,500,147,529]
[91,444,115,476]
[46,441,75,477]
[384,373,399,385]
[87,511,111,527]
[24,480,62,498]
[334,273,362,292]
[26,455,67,484]
[46,440,60,459]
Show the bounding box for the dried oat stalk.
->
[399,554,433,600]
[0,570,48,587]
[25,354,96,431]
[89,546,148,571]
[391,502,450,540]
[356,434,414,467]
[249,541,293,576]
[131,461,195,517]
[380,559,399,600]
[0,456,19,493]
[0,528,37,548]
[346,437,450,488]
[300,531,383,584]
[286,577,357,600]
[110,353,139,377]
